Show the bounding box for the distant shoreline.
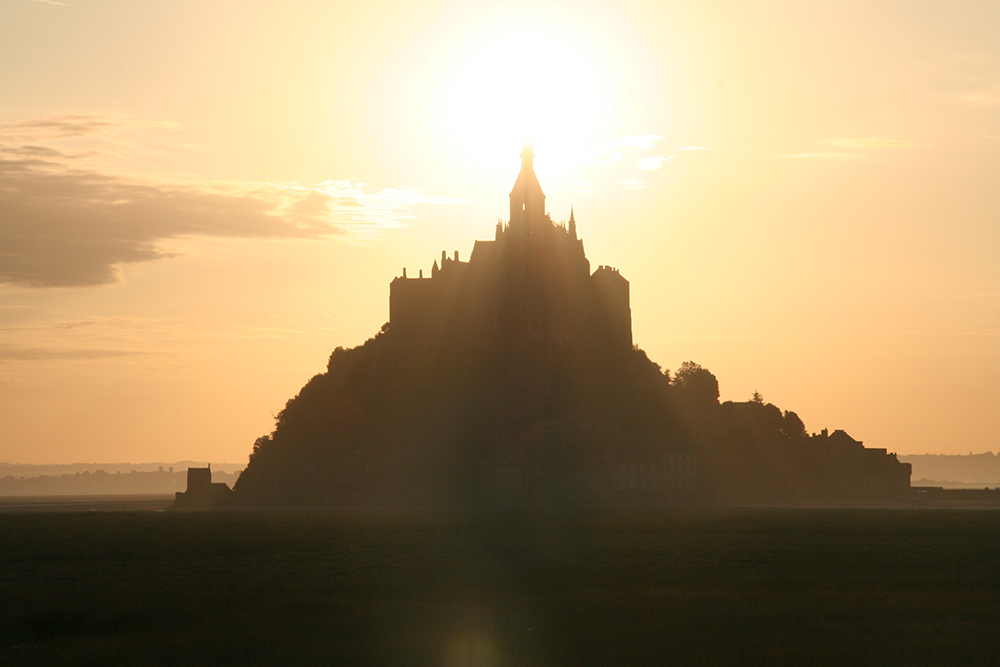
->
[0,465,242,497]
[2,494,998,513]
[0,461,245,476]
[0,494,175,512]
[7,458,1000,495]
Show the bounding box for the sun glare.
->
[435,26,613,180]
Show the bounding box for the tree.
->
[781,410,807,439]
[672,361,720,407]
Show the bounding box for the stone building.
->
[813,429,912,499]
[389,143,632,351]
[173,465,235,509]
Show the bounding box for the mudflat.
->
[1,507,998,666]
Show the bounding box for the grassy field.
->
[1,507,998,666]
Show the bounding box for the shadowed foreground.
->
[1,508,998,666]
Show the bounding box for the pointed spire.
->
[521,140,534,171]
[510,140,545,227]
[569,205,577,239]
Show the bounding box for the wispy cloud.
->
[571,135,713,190]
[609,135,665,150]
[777,152,861,160]
[0,345,139,362]
[823,138,916,150]
[0,114,455,288]
[311,181,457,236]
[29,0,69,5]
[962,83,1000,107]
[0,317,115,333]
[638,156,672,171]
[618,178,649,191]
[598,151,624,167]
[587,135,666,166]
[0,114,174,140]
[772,137,916,161]
[0,144,97,159]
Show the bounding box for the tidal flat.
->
[1,507,998,666]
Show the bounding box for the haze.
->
[1,0,997,464]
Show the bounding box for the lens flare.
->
[444,632,500,667]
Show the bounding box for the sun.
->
[434,25,613,180]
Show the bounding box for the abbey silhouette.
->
[390,142,631,352]
[234,146,910,506]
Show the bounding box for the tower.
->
[509,141,546,230]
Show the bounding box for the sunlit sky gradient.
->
[2,0,998,463]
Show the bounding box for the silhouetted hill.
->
[236,323,683,505]
[236,148,909,507]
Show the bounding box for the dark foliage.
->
[235,313,906,506]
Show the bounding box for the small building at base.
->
[173,465,235,510]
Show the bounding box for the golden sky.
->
[1,0,997,463]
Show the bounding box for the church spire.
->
[509,140,546,228]
[569,205,577,239]
[521,141,534,171]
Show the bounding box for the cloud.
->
[0,114,174,140]
[0,345,138,362]
[638,156,672,171]
[962,83,1000,107]
[560,135,710,193]
[0,318,106,333]
[307,180,457,236]
[0,116,455,288]
[588,135,668,166]
[0,144,95,159]
[772,138,915,161]
[823,138,916,150]
[609,135,665,150]
[618,178,649,191]
[777,152,861,160]
[567,135,712,192]
[598,151,624,166]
